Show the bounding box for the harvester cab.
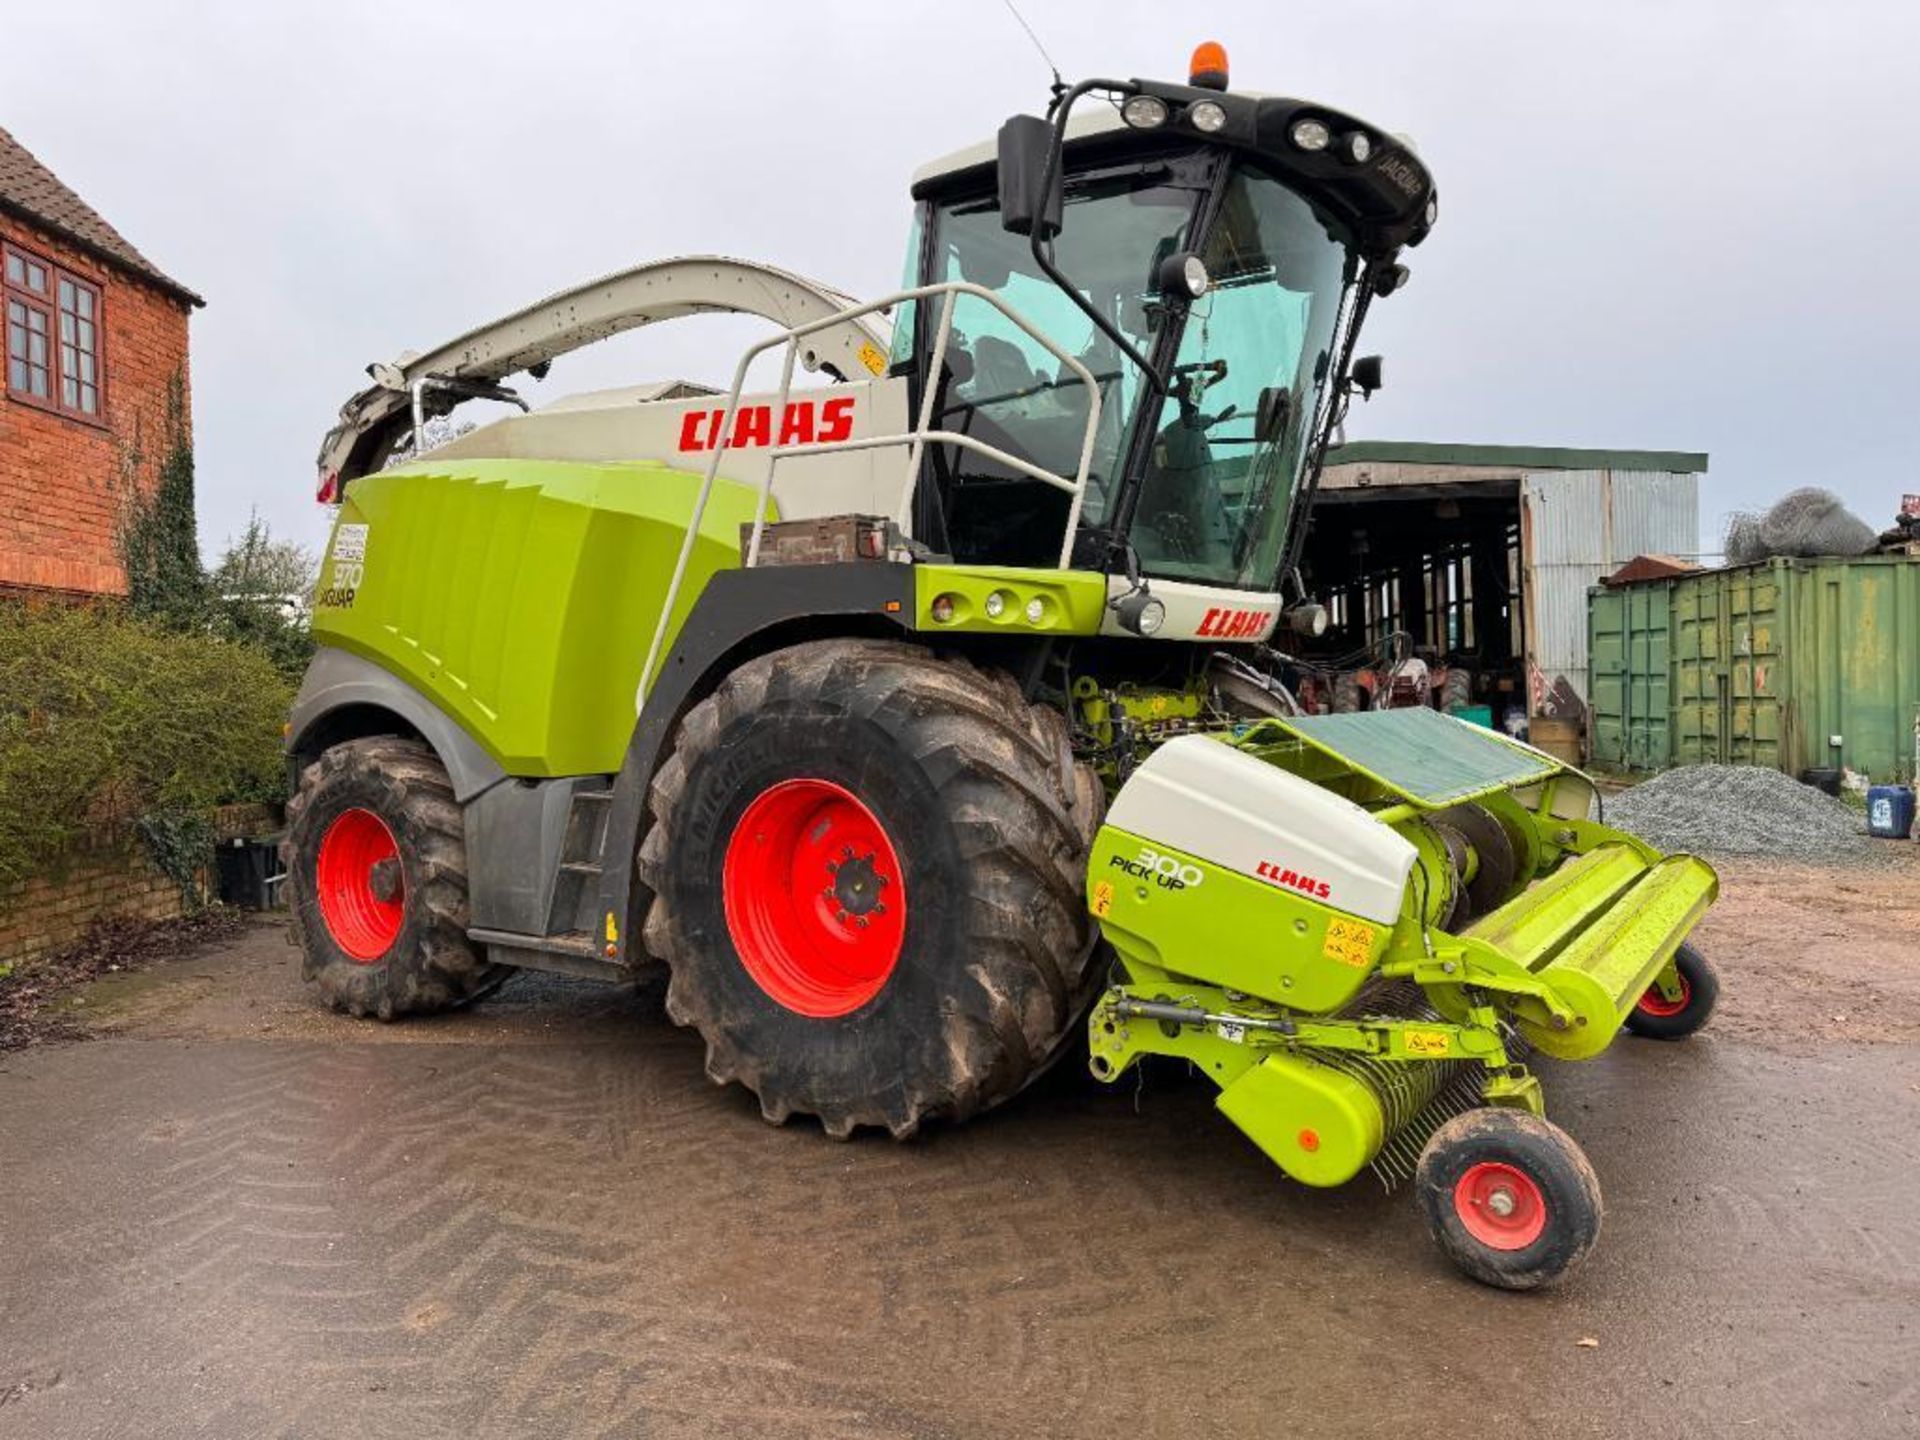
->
[288,44,1719,1292]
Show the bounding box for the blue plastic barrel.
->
[1866,785,1916,840]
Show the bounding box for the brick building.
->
[1,125,203,597]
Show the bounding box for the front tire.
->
[638,639,1102,1139]
[284,736,509,1019]
[1415,1109,1603,1290]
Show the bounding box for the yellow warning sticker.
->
[604,911,619,943]
[1091,881,1115,917]
[857,341,888,376]
[1405,1029,1451,1057]
[1321,916,1375,968]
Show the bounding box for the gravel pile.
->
[1605,764,1879,863]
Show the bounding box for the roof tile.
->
[0,125,202,306]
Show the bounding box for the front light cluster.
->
[1288,117,1375,165]
[1189,99,1228,134]
[1120,92,1228,136]
[929,586,1060,631]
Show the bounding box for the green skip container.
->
[1589,554,1920,783]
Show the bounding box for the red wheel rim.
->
[1637,973,1693,1018]
[1454,1161,1548,1250]
[722,778,906,1018]
[314,807,405,962]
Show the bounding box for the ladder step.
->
[469,926,599,959]
[559,861,602,876]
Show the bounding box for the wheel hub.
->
[1454,1160,1548,1250]
[829,850,887,920]
[1637,973,1693,1017]
[313,807,405,963]
[723,778,907,1018]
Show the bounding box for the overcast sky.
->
[7,1,1915,563]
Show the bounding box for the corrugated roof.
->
[0,126,202,307]
[1328,440,1708,474]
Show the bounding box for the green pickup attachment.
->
[1083,725,1721,1290]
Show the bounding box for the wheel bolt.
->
[1486,1187,1516,1218]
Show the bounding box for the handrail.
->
[636,280,1103,701]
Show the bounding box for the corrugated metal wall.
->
[1590,555,1920,781]
[1521,469,1699,720]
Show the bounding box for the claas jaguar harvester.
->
[288,43,1721,1289]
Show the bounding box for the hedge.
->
[0,602,293,894]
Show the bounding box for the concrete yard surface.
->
[1,855,1917,1439]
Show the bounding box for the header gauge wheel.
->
[1625,942,1719,1039]
[639,639,1102,1139]
[1415,1108,1603,1290]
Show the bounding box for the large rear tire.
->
[284,736,510,1019]
[638,639,1102,1138]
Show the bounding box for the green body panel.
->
[1463,845,1645,964]
[1590,555,1920,782]
[312,459,772,776]
[913,564,1107,635]
[1090,825,1389,1014]
[1216,1052,1382,1187]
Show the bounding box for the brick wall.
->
[0,212,194,597]
[0,843,187,967]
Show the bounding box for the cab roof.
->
[908,81,1436,259]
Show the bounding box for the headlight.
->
[1112,588,1167,636]
[1189,100,1228,134]
[1121,94,1170,129]
[984,590,1008,620]
[1289,118,1332,152]
[1155,251,1211,301]
[1024,597,1047,624]
[1342,131,1373,164]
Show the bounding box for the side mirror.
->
[1256,385,1292,442]
[1349,355,1384,398]
[997,115,1062,239]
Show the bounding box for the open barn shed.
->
[1297,442,1707,749]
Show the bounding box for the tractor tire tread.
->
[285,735,509,1018]
[639,638,1101,1138]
